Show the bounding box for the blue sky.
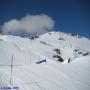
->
[0,0,90,37]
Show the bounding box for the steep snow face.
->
[0,32,90,90]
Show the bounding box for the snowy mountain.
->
[0,31,90,90]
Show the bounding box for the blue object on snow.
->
[36,59,46,64]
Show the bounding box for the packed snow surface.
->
[0,32,90,90]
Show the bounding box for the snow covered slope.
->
[0,31,90,90]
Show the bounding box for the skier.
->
[68,57,71,63]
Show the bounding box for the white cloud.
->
[1,14,55,35]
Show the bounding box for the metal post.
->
[10,55,13,85]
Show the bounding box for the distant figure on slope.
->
[68,57,71,63]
